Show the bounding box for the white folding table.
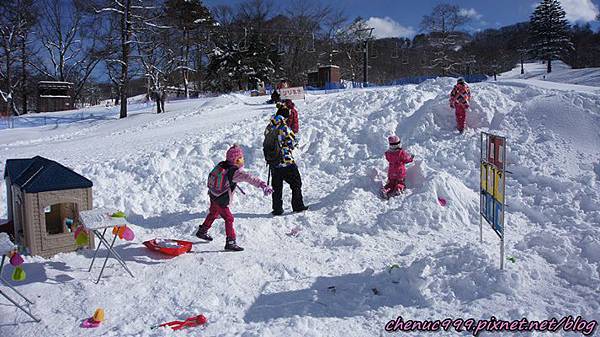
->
[79,208,135,284]
[0,233,40,322]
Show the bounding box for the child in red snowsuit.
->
[449,78,471,133]
[283,99,299,134]
[382,135,413,198]
[196,145,273,251]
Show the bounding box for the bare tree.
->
[236,0,274,24]
[0,0,35,115]
[19,13,37,115]
[164,0,215,98]
[93,0,161,118]
[98,16,122,105]
[33,0,106,105]
[212,5,236,26]
[281,0,333,84]
[420,4,471,75]
[333,17,372,83]
[135,24,176,113]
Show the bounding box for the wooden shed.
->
[3,156,94,257]
[37,81,74,113]
[306,65,341,89]
[318,65,341,86]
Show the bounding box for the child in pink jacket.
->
[196,144,273,251]
[382,135,414,199]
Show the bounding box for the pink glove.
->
[262,185,274,196]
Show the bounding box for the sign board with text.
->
[279,86,305,100]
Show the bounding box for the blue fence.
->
[304,74,489,92]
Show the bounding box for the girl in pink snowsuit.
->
[196,144,273,251]
[383,135,414,197]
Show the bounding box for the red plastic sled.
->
[143,239,193,256]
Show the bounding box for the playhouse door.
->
[40,202,80,255]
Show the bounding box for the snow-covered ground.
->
[1,77,599,337]
[499,61,600,91]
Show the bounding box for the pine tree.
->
[529,0,573,73]
[420,4,471,76]
[205,33,280,93]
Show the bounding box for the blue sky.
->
[204,0,600,37]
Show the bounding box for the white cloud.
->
[459,8,483,20]
[365,17,416,39]
[559,0,600,22]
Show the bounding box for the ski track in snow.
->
[0,78,599,337]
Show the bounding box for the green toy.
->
[111,211,126,218]
[12,266,26,281]
[75,230,90,246]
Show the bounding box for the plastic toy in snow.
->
[112,225,135,241]
[143,239,193,256]
[9,251,26,281]
[151,314,207,331]
[73,225,90,246]
[81,308,105,328]
[111,211,127,218]
[9,251,24,266]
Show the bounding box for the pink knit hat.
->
[226,144,244,165]
[388,135,401,146]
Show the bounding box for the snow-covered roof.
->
[319,65,340,69]
[39,95,71,99]
[38,81,74,85]
[6,156,92,193]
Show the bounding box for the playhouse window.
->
[44,203,77,235]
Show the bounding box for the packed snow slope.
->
[1,78,599,337]
[499,61,600,92]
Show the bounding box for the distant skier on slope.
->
[196,144,273,251]
[449,77,471,133]
[381,135,414,199]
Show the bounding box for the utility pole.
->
[517,48,527,75]
[363,39,368,86]
[357,28,374,87]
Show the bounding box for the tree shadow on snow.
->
[244,268,429,323]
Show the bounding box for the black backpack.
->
[263,126,283,166]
